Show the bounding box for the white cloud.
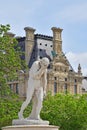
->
[66,52,87,76]
[57,2,87,23]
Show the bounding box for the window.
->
[16,83,19,94]
[33,49,35,52]
[64,84,67,94]
[65,69,66,72]
[9,84,13,91]
[74,85,77,94]
[50,45,53,47]
[40,43,42,45]
[54,82,57,94]
[40,49,42,51]
[65,78,67,81]
[75,79,77,82]
[54,77,57,80]
[54,68,56,71]
[45,44,47,46]
[40,56,42,59]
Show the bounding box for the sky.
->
[0,0,87,76]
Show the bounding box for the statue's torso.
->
[28,61,44,89]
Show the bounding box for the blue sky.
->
[0,0,87,75]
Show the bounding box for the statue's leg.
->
[18,85,34,119]
[28,91,38,119]
[34,87,43,120]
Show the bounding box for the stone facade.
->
[47,27,82,95]
[8,27,83,97]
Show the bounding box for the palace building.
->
[8,27,83,98]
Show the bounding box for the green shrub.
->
[41,93,87,130]
[1,93,87,130]
[0,97,31,130]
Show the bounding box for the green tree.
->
[0,97,31,129]
[0,24,25,96]
[1,93,87,130]
[41,93,87,130]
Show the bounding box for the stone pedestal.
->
[2,125,59,130]
[12,119,49,125]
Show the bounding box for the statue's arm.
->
[29,62,45,80]
[33,67,45,80]
[43,69,47,96]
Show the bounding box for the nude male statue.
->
[18,57,49,120]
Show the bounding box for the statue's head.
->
[40,57,49,68]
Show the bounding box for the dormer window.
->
[40,49,42,51]
[40,56,42,59]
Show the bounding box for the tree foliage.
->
[41,93,87,130]
[0,96,31,130]
[0,24,25,96]
[0,97,22,129]
[1,94,87,130]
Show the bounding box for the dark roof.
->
[16,36,25,42]
[16,34,74,71]
[35,34,53,41]
[16,37,25,60]
[16,34,53,42]
[28,37,38,68]
[16,37,25,51]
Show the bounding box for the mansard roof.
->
[16,34,74,72]
[35,34,53,41]
[16,37,25,60]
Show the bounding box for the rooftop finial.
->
[78,63,82,74]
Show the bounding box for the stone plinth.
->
[2,125,59,130]
[12,119,49,125]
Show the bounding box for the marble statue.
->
[18,57,49,121]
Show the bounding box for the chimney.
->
[5,32,15,37]
[24,27,36,65]
[51,27,63,55]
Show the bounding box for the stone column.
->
[24,27,36,65]
[51,27,63,55]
